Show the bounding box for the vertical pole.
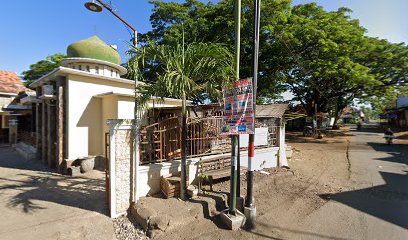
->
[181,93,187,200]
[237,136,240,197]
[47,102,52,167]
[245,0,260,227]
[133,30,139,203]
[230,135,238,215]
[315,103,318,135]
[35,102,41,160]
[58,85,64,172]
[278,121,289,167]
[230,0,241,216]
[42,101,46,164]
[180,25,187,200]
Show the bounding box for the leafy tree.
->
[22,53,66,86]
[137,0,408,127]
[141,0,292,100]
[268,3,408,127]
[366,85,408,112]
[127,40,233,199]
[272,4,373,114]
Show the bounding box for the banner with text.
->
[221,78,254,135]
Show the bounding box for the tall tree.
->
[136,0,408,122]
[127,41,233,199]
[141,0,292,100]
[22,53,66,86]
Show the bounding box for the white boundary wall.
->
[107,119,288,218]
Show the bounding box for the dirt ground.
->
[137,129,354,240]
[144,126,408,239]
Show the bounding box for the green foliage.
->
[22,53,66,86]
[127,41,234,106]
[134,0,407,116]
[140,0,292,101]
[365,85,408,112]
[127,39,233,200]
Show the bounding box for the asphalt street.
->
[343,127,408,239]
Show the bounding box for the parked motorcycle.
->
[303,126,313,137]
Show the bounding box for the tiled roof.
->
[0,71,32,94]
[256,104,288,118]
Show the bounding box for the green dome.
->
[67,36,121,65]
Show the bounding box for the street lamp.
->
[85,0,139,203]
[84,1,102,12]
[84,0,137,46]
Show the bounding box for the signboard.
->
[221,78,254,135]
[239,127,268,147]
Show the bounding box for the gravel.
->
[113,211,149,240]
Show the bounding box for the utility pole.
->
[84,0,139,202]
[245,0,261,228]
[229,0,241,216]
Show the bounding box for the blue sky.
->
[0,0,406,76]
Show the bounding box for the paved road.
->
[0,147,115,240]
[345,127,408,239]
[298,127,408,240]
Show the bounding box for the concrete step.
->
[15,142,37,160]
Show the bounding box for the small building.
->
[0,71,34,144]
[396,96,408,127]
[381,96,408,128]
[28,36,183,170]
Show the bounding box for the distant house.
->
[339,107,357,124]
[380,96,408,127]
[396,96,408,127]
[0,71,33,144]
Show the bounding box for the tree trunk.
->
[332,114,340,130]
[180,92,187,200]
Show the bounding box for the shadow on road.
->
[320,134,408,230]
[0,174,109,215]
[0,147,109,216]
[367,142,408,164]
[321,171,408,230]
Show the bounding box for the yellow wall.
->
[66,74,184,160]
[102,95,118,154]
[67,75,133,159]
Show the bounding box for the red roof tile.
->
[0,71,32,94]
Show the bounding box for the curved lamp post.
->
[85,0,139,203]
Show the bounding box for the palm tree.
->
[127,41,233,199]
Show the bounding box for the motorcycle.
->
[303,126,313,137]
[384,134,395,145]
[356,122,362,130]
